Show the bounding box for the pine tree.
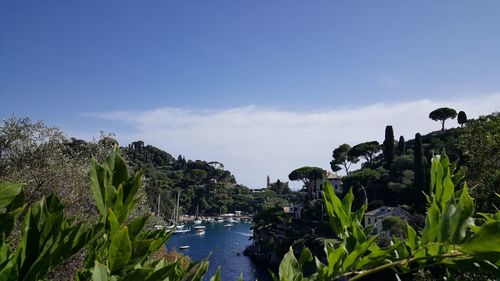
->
[383,125,395,168]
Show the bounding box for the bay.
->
[166,222,272,281]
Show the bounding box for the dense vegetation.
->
[1,110,498,279]
[1,146,498,280]
[274,155,500,280]
[252,110,499,279]
[332,112,500,214]
[122,141,294,219]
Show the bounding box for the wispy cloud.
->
[84,93,500,189]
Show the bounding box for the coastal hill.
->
[123,140,295,220]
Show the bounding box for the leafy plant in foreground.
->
[0,148,211,281]
[274,155,500,280]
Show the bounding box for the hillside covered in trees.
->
[332,111,499,215]
[123,140,297,219]
[0,116,297,227]
[251,110,499,279]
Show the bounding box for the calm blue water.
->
[166,222,272,281]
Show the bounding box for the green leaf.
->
[461,221,500,254]
[209,267,221,281]
[128,215,150,240]
[323,180,349,236]
[107,209,119,236]
[109,226,132,273]
[108,147,130,189]
[342,236,377,271]
[90,159,107,217]
[406,224,418,253]
[450,183,474,243]
[279,247,299,281]
[92,261,109,281]
[341,188,354,219]
[325,244,347,276]
[422,199,441,244]
[0,183,22,207]
[440,167,455,209]
[298,247,313,267]
[129,240,152,264]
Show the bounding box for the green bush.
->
[0,148,213,281]
[273,155,500,280]
[1,149,498,280]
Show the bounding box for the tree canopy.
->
[288,166,324,184]
[458,110,467,126]
[348,141,380,164]
[429,107,457,131]
[397,135,406,155]
[383,125,395,168]
[330,144,359,175]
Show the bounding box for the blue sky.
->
[1,1,499,188]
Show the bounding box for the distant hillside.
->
[123,141,297,220]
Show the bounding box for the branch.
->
[348,252,465,281]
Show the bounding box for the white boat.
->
[224,224,234,227]
[216,218,224,223]
[173,228,190,234]
[171,191,189,234]
[196,229,206,235]
[194,225,206,230]
[193,205,202,224]
[179,245,190,250]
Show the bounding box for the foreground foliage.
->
[1,148,498,280]
[274,155,500,280]
[0,148,211,281]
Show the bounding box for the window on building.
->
[368,217,371,224]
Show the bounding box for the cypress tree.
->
[397,135,405,155]
[383,125,395,167]
[413,133,425,205]
[458,111,467,126]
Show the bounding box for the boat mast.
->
[176,190,180,225]
[157,194,161,217]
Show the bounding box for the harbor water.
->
[166,222,272,281]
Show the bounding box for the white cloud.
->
[85,93,500,189]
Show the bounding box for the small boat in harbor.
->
[194,225,206,235]
[193,205,202,224]
[224,223,234,227]
[179,245,190,250]
[173,228,191,234]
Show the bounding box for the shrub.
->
[0,148,213,281]
[273,155,500,280]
